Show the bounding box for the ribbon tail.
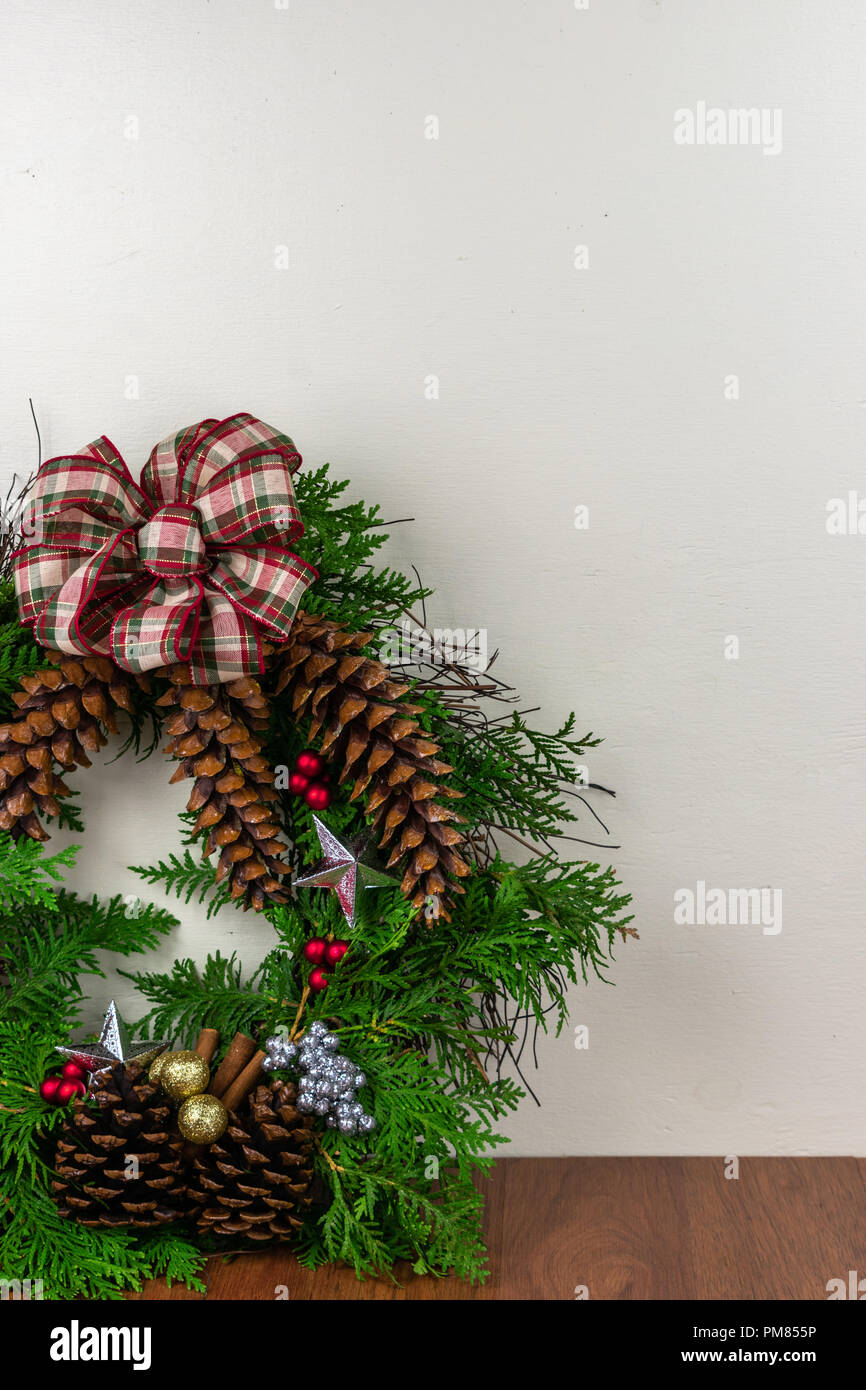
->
[109,579,203,674]
[187,584,264,685]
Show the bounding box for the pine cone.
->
[0,653,138,841]
[52,1061,186,1228]
[157,666,289,911]
[187,1078,315,1242]
[273,612,471,920]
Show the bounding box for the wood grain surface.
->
[132,1157,866,1301]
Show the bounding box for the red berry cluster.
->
[288,750,331,812]
[303,935,349,992]
[40,1060,87,1106]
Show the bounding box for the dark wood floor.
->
[133,1157,866,1300]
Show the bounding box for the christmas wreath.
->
[0,413,633,1297]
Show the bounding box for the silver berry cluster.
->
[263,1021,376,1136]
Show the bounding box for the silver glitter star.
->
[294,815,400,929]
[56,1000,168,1083]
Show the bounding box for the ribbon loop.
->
[13,414,318,685]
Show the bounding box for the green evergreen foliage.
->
[0,834,77,912]
[0,843,200,1298]
[0,460,632,1295]
[130,848,232,918]
[291,464,428,628]
[0,584,44,716]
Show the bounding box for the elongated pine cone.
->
[187,1079,315,1242]
[0,653,138,841]
[52,1061,186,1228]
[274,612,471,920]
[158,665,290,911]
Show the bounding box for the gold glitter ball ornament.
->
[149,1053,169,1085]
[178,1093,228,1144]
[158,1050,210,1101]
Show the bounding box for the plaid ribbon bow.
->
[13,413,318,685]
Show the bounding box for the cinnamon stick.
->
[208,1031,256,1098]
[194,1027,220,1065]
[221,1051,266,1115]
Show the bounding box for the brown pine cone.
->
[187,1078,315,1242]
[52,1061,186,1229]
[273,612,471,920]
[157,666,290,911]
[0,653,138,841]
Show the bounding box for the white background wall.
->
[2,0,864,1156]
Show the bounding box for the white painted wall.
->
[2,0,864,1156]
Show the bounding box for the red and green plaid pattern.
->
[109,578,204,673]
[189,590,264,686]
[208,547,315,636]
[13,413,317,685]
[196,457,303,546]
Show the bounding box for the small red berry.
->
[288,771,310,796]
[61,1061,85,1081]
[303,937,328,965]
[325,939,349,967]
[39,1077,61,1103]
[304,782,332,811]
[308,966,330,992]
[56,1078,86,1105]
[296,750,325,779]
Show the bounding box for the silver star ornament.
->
[56,1000,168,1083]
[294,815,400,929]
